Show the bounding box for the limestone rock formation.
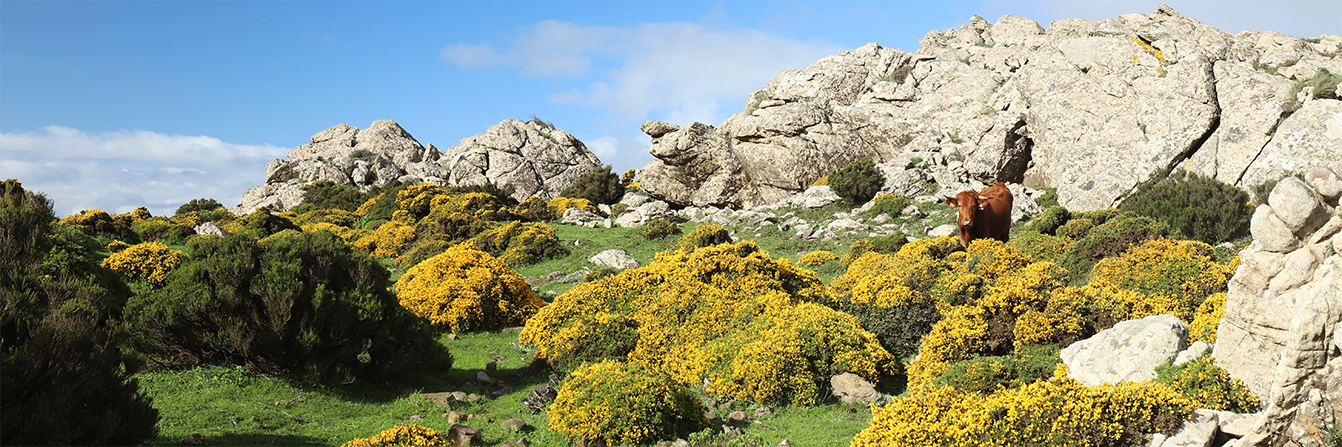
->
[1060,314,1189,386]
[588,249,640,270]
[440,118,603,203]
[637,6,1342,211]
[233,119,603,213]
[1213,169,1342,447]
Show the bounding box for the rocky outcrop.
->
[638,6,1342,211]
[1060,314,1189,386]
[234,119,602,213]
[1213,170,1342,447]
[440,119,603,203]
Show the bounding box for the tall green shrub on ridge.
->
[124,230,451,383]
[561,165,625,205]
[829,158,885,204]
[1,179,159,446]
[1119,172,1252,245]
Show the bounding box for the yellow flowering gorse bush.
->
[340,424,452,447]
[798,250,838,266]
[395,245,546,333]
[548,360,706,446]
[521,241,894,405]
[100,241,186,286]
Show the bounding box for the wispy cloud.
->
[441,19,842,170]
[0,126,286,217]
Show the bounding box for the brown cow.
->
[945,182,1014,247]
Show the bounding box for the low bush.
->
[341,424,450,447]
[677,223,731,251]
[929,344,1060,394]
[352,220,417,259]
[839,296,941,362]
[798,250,838,266]
[829,158,885,204]
[175,198,223,215]
[548,360,707,446]
[394,234,455,271]
[1025,205,1070,235]
[1154,353,1260,413]
[124,231,450,383]
[513,196,557,222]
[1119,172,1253,245]
[561,165,625,205]
[1,180,160,446]
[297,180,367,212]
[466,221,567,267]
[59,208,139,242]
[394,245,547,333]
[1189,292,1226,343]
[131,216,196,244]
[1056,212,1171,284]
[641,218,681,240]
[218,209,301,240]
[852,376,1192,447]
[547,196,600,217]
[1289,67,1341,103]
[862,194,910,218]
[100,241,187,287]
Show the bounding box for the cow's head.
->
[946,190,988,228]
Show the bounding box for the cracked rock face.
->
[234,119,602,213]
[1213,170,1342,447]
[637,5,1342,211]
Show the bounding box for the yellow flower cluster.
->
[301,222,366,244]
[547,196,599,216]
[60,208,131,234]
[291,208,358,227]
[106,240,130,253]
[547,360,707,446]
[832,237,1234,387]
[798,250,838,266]
[1189,292,1225,343]
[394,245,546,333]
[521,242,893,405]
[340,424,452,447]
[852,377,1195,447]
[812,176,829,186]
[1156,354,1259,413]
[353,221,417,259]
[100,241,186,286]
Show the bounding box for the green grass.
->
[139,330,877,446]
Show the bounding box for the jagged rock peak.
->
[232,118,603,214]
[637,5,1342,211]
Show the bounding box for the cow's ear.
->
[977,202,989,210]
[946,197,958,207]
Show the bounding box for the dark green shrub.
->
[58,208,140,243]
[1057,212,1172,284]
[1119,172,1252,245]
[687,429,768,447]
[467,221,568,267]
[361,183,413,222]
[124,231,451,383]
[1,180,160,446]
[930,344,1061,394]
[395,234,455,271]
[829,158,885,204]
[677,223,731,251]
[298,179,367,212]
[1024,205,1070,235]
[175,198,223,215]
[561,165,625,205]
[1010,231,1071,263]
[840,298,941,362]
[641,218,682,240]
[514,196,557,222]
[349,149,377,162]
[223,209,301,239]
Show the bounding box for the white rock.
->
[1061,314,1188,386]
[1160,409,1218,447]
[194,222,224,236]
[1173,341,1212,366]
[928,224,958,238]
[561,207,603,225]
[1250,205,1301,253]
[588,249,640,270]
[1267,177,1327,234]
[830,373,882,404]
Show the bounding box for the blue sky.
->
[2,1,1338,216]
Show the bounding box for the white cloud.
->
[441,19,841,173]
[0,126,286,217]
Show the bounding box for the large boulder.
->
[1060,314,1189,386]
[440,118,604,203]
[1214,169,1342,447]
[233,119,603,214]
[636,6,1342,211]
